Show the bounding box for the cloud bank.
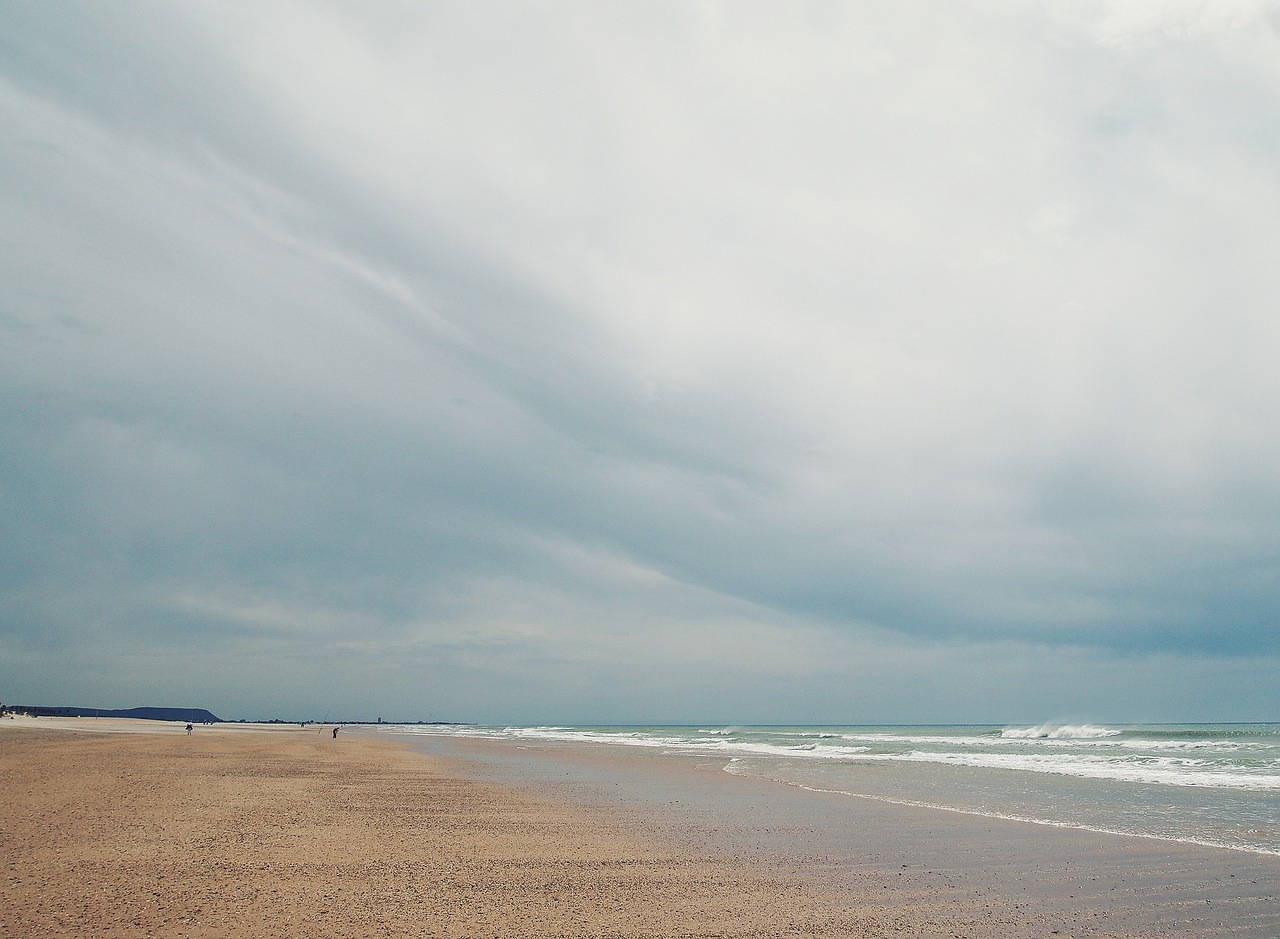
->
[3,1,1280,722]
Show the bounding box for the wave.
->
[837,750,1280,791]
[416,724,879,760]
[1001,723,1122,740]
[383,722,1279,789]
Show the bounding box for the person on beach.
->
[185,723,193,735]
[332,726,339,738]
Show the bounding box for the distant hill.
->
[9,705,222,723]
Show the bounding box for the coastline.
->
[3,719,1278,938]
[398,730,1280,938]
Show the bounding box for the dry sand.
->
[0,720,881,938]
[3,719,1273,938]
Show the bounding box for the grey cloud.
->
[3,2,1280,721]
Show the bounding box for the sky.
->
[3,1,1280,724]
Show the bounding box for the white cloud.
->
[1057,0,1279,48]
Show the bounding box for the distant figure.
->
[332,726,339,739]
[185,723,193,735]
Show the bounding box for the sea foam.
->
[1000,723,1122,740]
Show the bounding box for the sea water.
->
[383,722,1280,857]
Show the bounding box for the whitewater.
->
[381,722,1280,856]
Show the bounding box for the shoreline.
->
[396,730,1280,938]
[4,719,1278,937]
[377,722,1280,858]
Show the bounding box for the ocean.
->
[382,722,1280,857]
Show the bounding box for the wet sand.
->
[2,720,1277,938]
[407,733,1280,938]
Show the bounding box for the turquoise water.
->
[381,722,1280,856]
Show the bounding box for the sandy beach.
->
[1,719,874,938]
[3,719,1277,938]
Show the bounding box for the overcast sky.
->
[3,1,1280,723]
